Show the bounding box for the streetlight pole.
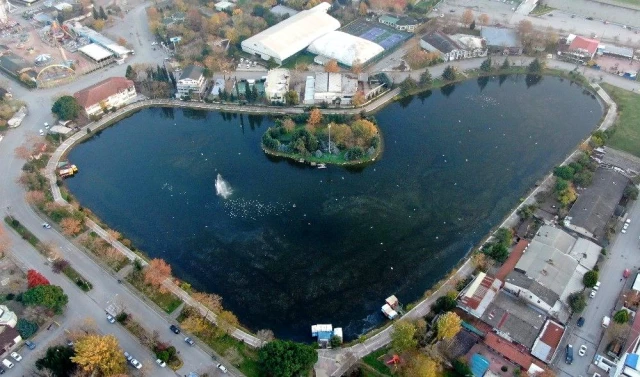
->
[328,123,332,154]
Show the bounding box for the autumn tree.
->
[324,59,340,73]
[307,108,323,127]
[436,311,461,340]
[282,118,296,133]
[402,353,437,377]
[25,190,46,206]
[192,292,223,314]
[216,310,239,335]
[60,217,82,236]
[478,13,489,25]
[461,9,474,25]
[14,145,31,159]
[391,320,417,353]
[144,258,172,290]
[351,60,363,74]
[72,334,126,376]
[352,91,366,107]
[181,313,209,334]
[27,269,50,288]
[358,1,368,15]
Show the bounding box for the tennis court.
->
[341,18,411,51]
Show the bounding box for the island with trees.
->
[261,109,382,165]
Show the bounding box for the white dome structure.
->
[307,31,384,67]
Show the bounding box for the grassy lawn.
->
[281,52,316,69]
[362,347,393,376]
[127,271,182,314]
[530,3,554,15]
[208,334,261,377]
[601,83,640,157]
[62,266,93,292]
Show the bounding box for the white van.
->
[602,316,611,328]
[2,359,14,368]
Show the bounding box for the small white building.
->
[313,72,358,105]
[0,306,17,328]
[214,1,235,11]
[73,77,137,117]
[264,68,290,103]
[176,65,207,99]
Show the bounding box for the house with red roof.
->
[74,77,136,117]
[531,319,565,363]
[565,35,600,62]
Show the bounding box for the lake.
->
[66,75,602,341]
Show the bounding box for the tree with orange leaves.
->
[60,218,82,236]
[144,258,172,290]
[324,59,340,73]
[307,108,322,127]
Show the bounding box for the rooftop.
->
[484,332,535,370]
[568,36,599,56]
[73,77,134,109]
[567,168,629,242]
[505,271,559,307]
[307,31,385,66]
[531,319,565,363]
[421,31,461,54]
[180,65,204,81]
[459,272,502,317]
[600,44,634,58]
[481,26,522,48]
[481,291,546,349]
[78,43,113,61]
[495,240,529,281]
[270,4,298,17]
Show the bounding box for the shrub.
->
[568,292,587,313]
[583,270,598,288]
[614,309,630,324]
[52,259,70,274]
[16,318,39,338]
[5,293,14,300]
[116,312,128,323]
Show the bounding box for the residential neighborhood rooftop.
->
[73,77,134,109]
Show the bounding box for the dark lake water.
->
[66,75,602,341]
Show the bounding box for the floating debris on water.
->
[223,198,289,220]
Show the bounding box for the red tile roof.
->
[568,36,599,56]
[495,240,529,281]
[74,77,134,109]
[626,306,640,352]
[484,332,534,370]
[539,320,564,349]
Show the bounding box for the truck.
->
[602,316,611,328]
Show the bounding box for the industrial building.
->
[481,26,523,55]
[307,31,384,67]
[70,22,132,58]
[241,3,340,64]
[78,43,114,64]
[264,68,290,103]
[304,72,358,105]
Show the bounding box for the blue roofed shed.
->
[626,353,640,368]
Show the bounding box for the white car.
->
[622,228,627,234]
[217,363,228,373]
[39,129,44,136]
[42,222,51,229]
[151,41,158,45]
[156,359,166,368]
[131,359,142,369]
[10,352,21,362]
[624,223,630,230]
[106,314,116,323]
[626,218,631,224]
[579,344,588,356]
[590,290,596,298]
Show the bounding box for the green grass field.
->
[602,84,640,157]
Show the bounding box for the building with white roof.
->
[457,272,502,318]
[264,68,290,103]
[307,31,384,67]
[304,75,315,105]
[313,72,358,105]
[78,43,114,63]
[214,1,234,11]
[241,3,340,64]
[70,23,133,58]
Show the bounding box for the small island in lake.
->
[261,109,382,165]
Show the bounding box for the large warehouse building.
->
[307,31,384,67]
[241,3,340,64]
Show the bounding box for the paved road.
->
[555,196,640,377]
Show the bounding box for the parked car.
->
[39,129,44,136]
[577,317,585,327]
[594,281,601,291]
[185,337,195,346]
[130,359,142,369]
[24,340,36,350]
[9,352,21,362]
[627,218,632,224]
[566,344,574,364]
[124,351,133,362]
[106,314,116,324]
[170,324,181,334]
[1,360,13,369]
[216,363,228,373]
[624,269,631,278]
[156,359,166,368]
[579,345,588,356]
[590,290,596,298]
[42,222,51,229]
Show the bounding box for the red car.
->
[624,269,631,278]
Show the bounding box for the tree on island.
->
[480,57,492,72]
[442,66,456,81]
[51,95,81,120]
[258,340,317,377]
[307,108,322,127]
